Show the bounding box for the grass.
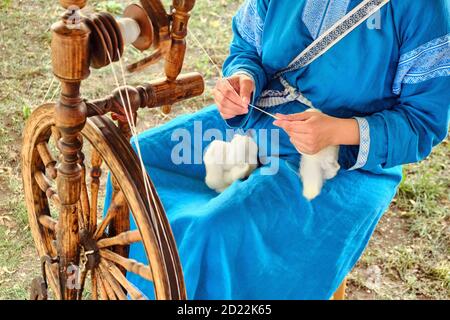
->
[0,0,449,300]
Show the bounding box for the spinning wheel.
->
[23,103,185,300]
[21,0,204,300]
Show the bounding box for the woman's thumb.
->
[239,76,254,106]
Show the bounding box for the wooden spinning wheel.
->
[21,0,204,300]
[23,103,184,300]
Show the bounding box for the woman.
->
[110,0,449,299]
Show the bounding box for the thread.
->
[188,31,279,120]
[117,18,141,45]
[107,50,181,298]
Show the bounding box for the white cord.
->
[107,50,181,298]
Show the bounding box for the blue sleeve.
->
[349,0,450,171]
[222,0,269,128]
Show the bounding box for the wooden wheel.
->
[21,103,185,300]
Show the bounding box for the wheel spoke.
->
[34,171,60,207]
[95,271,109,300]
[77,269,88,300]
[91,270,98,300]
[99,261,127,300]
[38,215,57,232]
[97,230,141,249]
[78,148,91,231]
[94,191,126,240]
[51,126,61,146]
[97,269,117,300]
[47,263,61,299]
[109,176,131,260]
[36,142,57,179]
[101,259,147,300]
[90,149,103,233]
[100,249,153,281]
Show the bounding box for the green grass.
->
[0,0,449,300]
[0,0,12,9]
[94,1,124,14]
[348,140,450,299]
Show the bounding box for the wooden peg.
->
[161,105,172,114]
[59,0,87,10]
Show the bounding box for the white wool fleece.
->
[298,109,340,200]
[204,135,258,193]
[203,111,340,200]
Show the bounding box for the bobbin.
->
[84,4,154,69]
[121,4,154,51]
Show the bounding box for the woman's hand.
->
[273,112,360,155]
[213,74,255,120]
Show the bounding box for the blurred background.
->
[0,0,448,299]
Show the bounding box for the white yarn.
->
[117,18,141,45]
[203,115,340,199]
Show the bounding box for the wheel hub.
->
[79,229,100,271]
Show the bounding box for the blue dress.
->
[105,0,450,299]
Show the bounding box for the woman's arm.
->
[348,0,450,170]
[215,0,269,128]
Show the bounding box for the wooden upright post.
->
[51,1,90,299]
[162,0,196,114]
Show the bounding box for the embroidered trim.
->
[302,0,351,39]
[257,88,293,108]
[235,0,264,56]
[320,0,352,36]
[276,0,390,78]
[260,90,291,98]
[302,0,329,39]
[256,78,314,108]
[349,117,370,170]
[257,94,296,108]
[392,34,450,95]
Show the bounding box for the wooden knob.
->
[59,0,87,9]
[173,0,196,12]
[162,105,172,114]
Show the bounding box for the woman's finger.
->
[217,78,246,107]
[273,119,290,130]
[276,112,314,121]
[274,120,310,133]
[239,76,255,106]
[288,132,310,148]
[214,89,248,115]
[220,111,238,120]
[288,132,308,142]
[289,138,313,155]
[218,105,246,119]
[273,121,294,133]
